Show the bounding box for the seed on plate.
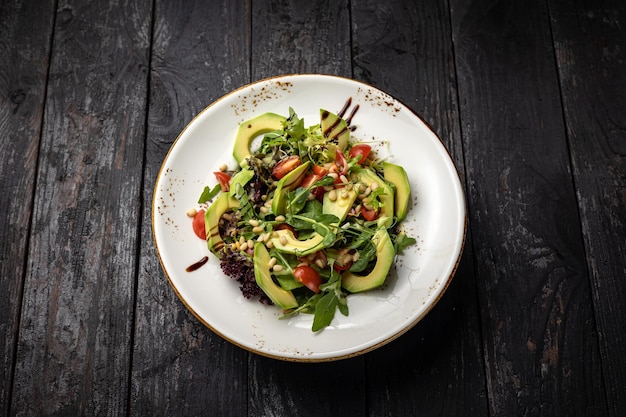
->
[315,258,326,269]
[269,257,277,267]
[219,163,228,172]
[370,181,379,191]
[352,251,360,262]
[279,235,288,246]
[345,183,353,191]
[266,240,274,249]
[252,226,264,234]
[328,172,338,179]
[247,239,254,248]
[275,215,285,222]
[249,219,259,227]
[240,242,248,251]
[186,208,197,217]
[272,264,283,272]
[328,189,337,202]
[260,206,268,214]
[222,212,233,221]
[239,235,245,244]
[341,190,349,199]
[340,174,348,184]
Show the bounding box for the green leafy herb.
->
[312,263,348,332]
[394,231,417,253]
[198,184,221,203]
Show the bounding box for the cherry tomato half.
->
[360,206,379,221]
[192,209,206,240]
[300,173,322,189]
[272,155,301,179]
[293,265,322,293]
[214,171,231,192]
[312,165,329,176]
[348,144,372,164]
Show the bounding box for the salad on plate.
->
[189,104,415,331]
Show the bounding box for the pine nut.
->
[272,264,283,272]
[186,208,197,217]
[269,257,277,268]
[328,189,337,201]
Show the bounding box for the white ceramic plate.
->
[153,74,466,361]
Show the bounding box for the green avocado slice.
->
[320,109,349,151]
[322,187,358,223]
[341,228,395,293]
[269,229,325,256]
[205,192,239,254]
[383,161,411,222]
[271,161,311,215]
[233,112,286,166]
[253,243,298,309]
[355,168,395,225]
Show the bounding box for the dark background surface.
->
[1,0,625,415]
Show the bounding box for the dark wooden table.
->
[2,0,625,415]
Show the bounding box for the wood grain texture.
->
[450,0,606,415]
[251,0,352,78]
[351,1,488,415]
[549,0,626,414]
[130,1,250,415]
[10,0,152,414]
[0,0,55,414]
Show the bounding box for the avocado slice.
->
[271,161,311,215]
[355,168,395,223]
[322,187,358,223]
[204,192,239,253]
[233,112,286,166]
[341,228,395,293]
[383,162,411,222]
[269,229,325,256]
[320,109,349,151]
[253,242,298,309]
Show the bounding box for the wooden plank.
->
[10,0,152,414]
[450,0,607,415]
[246,1,366,416]
[549,0,626,414]
[0,0,55,414]
[351,1,488,415]
[129,1,250,415]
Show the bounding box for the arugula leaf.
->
[312,292,339,331]
[394,231,417,253]
[349,240,376,272]
[198,184,221,203]
[311,263,348,331]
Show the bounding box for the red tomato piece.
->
[299,173,321,189]
[312,165,329,176]
[360,206,379,221]
[214,171,231,192]
[272,155,301,179]
[293,265,322,293]
[348,144,372,164]
[192,209,206,240]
